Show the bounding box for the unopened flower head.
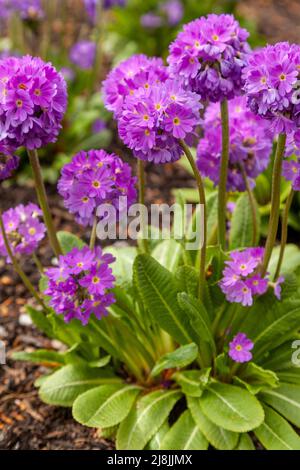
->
[0,203,45,262]
[70,41,96,70]
[197,96,272,191]
[243,42,300,133]
[44,246,115,325]
[58,149,137,226]
[167,14,250,102]
[0,55,67,150]
[220,247,272,307]
[118,79,202,164]
[229,332,254,363]
[102,54,169,117]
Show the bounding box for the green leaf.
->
[175,266,199,298]
[237,434,255,450]
[134,254,196,344]
[237,363,279,394]
[268,244,300,277]
[277,371,300,385]
[147,422,170,450]
[39,364,122,406]
[173,369,211,398]
[252,301,300,358]
[103,246,137,287]
[152,240,183,272]
[116,389,181,450]
[260,383,300,427]
[199,382,265,432]
[160,410,208,450]
[26,306,54,339]
[57,231,86,254]
[151,344,198,377]
[12,349,65,365]
[72,384,142,428]
[254,405,300,450]
[188,397,239,450]
[259,340,299,372]
[177,293,215,352]
[229,193,260,249]
[88,355,111,368]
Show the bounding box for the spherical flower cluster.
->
[0,0,43,21]
[0,145,19,181]
[84,0,126,22]
[0,55,67,150]
[243,42,300,133]
[69,41,96,70]
[197,96,272,191]
[141,0,183,29]
[44,246,115,325]
[58,149,137,226]
[102,54,169,117]
[229,332,254,363]
[167,14,250,102]
[220,247,284,306]
[0,203,45,262]
[118,79,201,164]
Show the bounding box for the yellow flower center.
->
[81,196,89,203]
[18,83,27,90]
[235,345,243,351]
[92,180,100,188]
[260,76,267,84]
[145,129,150,136]
[28,227,36,235]
[240,264,247,270]
[143,115,149,121]
[34,88,41,96]
[16,99,23,108]
[279,73,286,81]
[173,117,180,126]
[253,280,259,286]
[92,276,100,284]
[212,34,219,41]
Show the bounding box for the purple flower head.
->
[0,0,43,21]
[70,41,96,70]
[243,42,300,133]
[220,247,269,306]
[167,14,250,102]
[0,55,67,150]
[197,96,272,191]
[0,144,19,181]
[118,78,201,163]
[282,159,300,191]
[229,332,254,363]
[0,203,45,262]
[84,0,126,22]
[102,54,169,117]
[161,0,183,27]
[44,246,115,325]
[58,149,137,226]
[140,13,163,29]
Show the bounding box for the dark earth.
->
[1,0,300,450]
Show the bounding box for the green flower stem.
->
[218,99,230,251]
[274,187,294,280]
[240,164,257,246]
[33,253,44,274]
[137,159,149,253]
[89,217,98,250]
[27,149,62,258]
[0,212,47,311]
[179,140,207,300]
[261,133,287,276]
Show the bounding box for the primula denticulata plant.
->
[2,13,300,451]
